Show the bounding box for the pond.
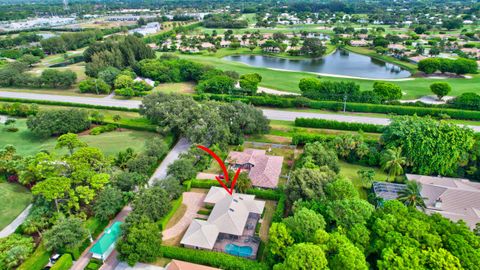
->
[223,49,411,79]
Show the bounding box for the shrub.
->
[182,180,192,191]
[160,246,268,270]
[295,118,384,133]
[448,92,480,111]
[16,244,50,270]
[197,209,211,215]
[51,254,73,270]
[273,194,287,222]
[0,102,39,117]
[89,124,117,135]
[79,78,111,94]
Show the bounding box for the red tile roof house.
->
[226,149,284,189]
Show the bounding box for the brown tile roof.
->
[227,149,283,188]
[166,260,220,270]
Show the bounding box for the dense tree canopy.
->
[382,116,476,175]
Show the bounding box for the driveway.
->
[162,191,206,241]
[1,91,479,132]
[148,138,191,186]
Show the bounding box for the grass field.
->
[153,82,195,94]
[174,52,480,99]
[0,119,161,156]
[338,161,389,199]
[0,182,32,230]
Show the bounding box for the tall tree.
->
[380,147,406,180]
[397,181,427,210]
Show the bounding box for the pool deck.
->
[211,215,261,259]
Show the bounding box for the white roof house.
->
[180,219,219,250]
[181,187,265,250]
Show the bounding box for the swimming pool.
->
[225,244,253,257]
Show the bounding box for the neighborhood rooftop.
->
[180,187,265,250]
[227,149,283,189]
[374,174,480,229]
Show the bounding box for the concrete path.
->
[1,91,479,132]
[400,95,455,105]
[257,86,300,96]
[148,138,191,186]
[71,206,132,270]
[0,204,32,238]
[196,172,217,180]
[162,192,206,241]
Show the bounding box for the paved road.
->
[148,138,191,186]
[1,91,479,132]
[0,204,32,238]
[0,91,141,109]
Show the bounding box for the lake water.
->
[223,49,411,79]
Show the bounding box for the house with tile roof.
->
[180,187,265,256]
[373,174,480,230]
[226,149,283,189]
[165,260,220,270]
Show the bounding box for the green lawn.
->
[174,52,480,99]
[0,182,32,230]
[338,161,389,199]
[0,119,161,156]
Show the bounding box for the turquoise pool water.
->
[225,243,253,257]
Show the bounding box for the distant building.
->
[129,22,161,36]
[350,40,369,47]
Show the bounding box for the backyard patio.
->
[211,213,262,259]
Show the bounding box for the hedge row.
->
[245,188,282,200]
[160,246,268,270]
[0,97,139,112]
[295,118,384,133]
[272,194,287,222]
[195,94,480,121]
[190,180,283,201]
[50,254,72,270]
[17,244,50,270]
[292,132,379,145]
[159,195,183,230]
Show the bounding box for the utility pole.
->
[343,93,347,112]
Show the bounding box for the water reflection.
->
[223,49,411,79]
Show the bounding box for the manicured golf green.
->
[0,182,32,230]
[0,119,161,156]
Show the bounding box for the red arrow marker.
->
[197,145,241,195]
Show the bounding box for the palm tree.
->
[398,181,427,210]
[380,147,406,181]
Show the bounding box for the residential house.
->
[373,174,480,230]
[227,149,284,189]
[180,187,265,258]
[165,260,220,270]
[350,39,370,47]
